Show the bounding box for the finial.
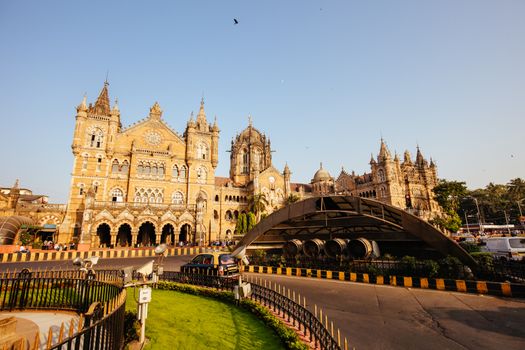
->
[248,114,252,127]
[201,95,205,106]
[105,70,109,85]
[13,179,20,189]
[320,162,323,169]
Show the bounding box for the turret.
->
[283,163,291,197]
[196,98,208,132]
[211,116,220,169]
[72,94,88,155]
[378,139,391,162]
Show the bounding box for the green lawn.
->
[126,288,285,350]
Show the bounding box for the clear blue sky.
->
[0,0,523,203]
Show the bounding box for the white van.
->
[481,237,525,261]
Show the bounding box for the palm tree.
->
[285,194,300,205]
[248,192,268,222]
[507,178,525,201]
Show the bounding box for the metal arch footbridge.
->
[234,196,477,269]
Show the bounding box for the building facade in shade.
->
[59,83,293,248]
[310,139,441,220]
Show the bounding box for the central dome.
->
[312,163,332,182]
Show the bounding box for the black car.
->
[181,252,239,276]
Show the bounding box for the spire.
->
[248,114,253,127]
[12,179,20,189]
[149,102,163,119]
[90,81,111,115]
[212,115,219,132]
[370,153,376,165]
[416,146,425,166]
[111,98,120,114]
[196,97,207,126]
[404,150,412,165]
[77,93,87,112]
[378,138,391,161]
[394,152,400,163]
[284,163,291,175]
[430,157,436,168]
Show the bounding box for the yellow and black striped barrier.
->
[0,247,203,263]
[243,265,525,299]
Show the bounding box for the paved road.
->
[246,274,525,350]
[3,257,525,349]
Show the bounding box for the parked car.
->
[480,237,525,261]
[181,252,239,276]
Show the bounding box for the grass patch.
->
[126,288,285,350]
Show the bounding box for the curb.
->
[243,265,525,299]
[0,247,204,263]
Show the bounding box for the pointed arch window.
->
[197,142,209,160]
[378,169,386,182]
[112,160,119,173]
[172,191,184,205]
[111,188,124,202]
[172,165,179,178]
[180,165,187,180]
[88,128,104,148]
[197,166,207,184]
[121,160,129,174]
[242,149,249,174]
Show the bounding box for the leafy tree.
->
[431,179,467,232]
[432,179,468,212]
[247,212,256,231]
[507,177,525,201]
[235,213,247,234]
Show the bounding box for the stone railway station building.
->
[0,83,441,249]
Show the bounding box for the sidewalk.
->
[0,311,79,349]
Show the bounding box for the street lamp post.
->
[464,196,483,235]
[463,210,471,235]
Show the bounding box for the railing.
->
[159,271,343,350]
[0,269,126,350]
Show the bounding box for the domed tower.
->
[229,118,272,186]
[311,163,334,196]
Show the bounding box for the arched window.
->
[225,210,233,221]
[145,165,151,175]
[172,165,179,178]
[380,187,386,198]
[112,160,119,173]
[197,142,209,160]
[215,195,219,202]
[82,155,88,170]
[152,165,158,175]
[88,128,104,148]
[378,169,386,182]
[180,165,187,179]
[138,163,144,175]
[121,160,129,174]
[242,149,249,174]
[172,191,184,205]
[159,165,165,176]
[79,184,84,195]
[96,156,102,171]
[111,188,124,202]
[197,166,207,184]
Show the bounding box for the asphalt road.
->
[3,257,525,350]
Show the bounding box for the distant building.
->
[0,179,66,243]
[310,139,441,220]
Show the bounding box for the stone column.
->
[131,230,138,248]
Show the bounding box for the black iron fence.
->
[159,271,342,350]
[0,269,126,350]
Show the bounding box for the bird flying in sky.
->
[234,18,239,25]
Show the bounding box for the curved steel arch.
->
[236,196,477,269]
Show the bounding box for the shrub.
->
[459,242,481,253]
[123,310,140,345]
